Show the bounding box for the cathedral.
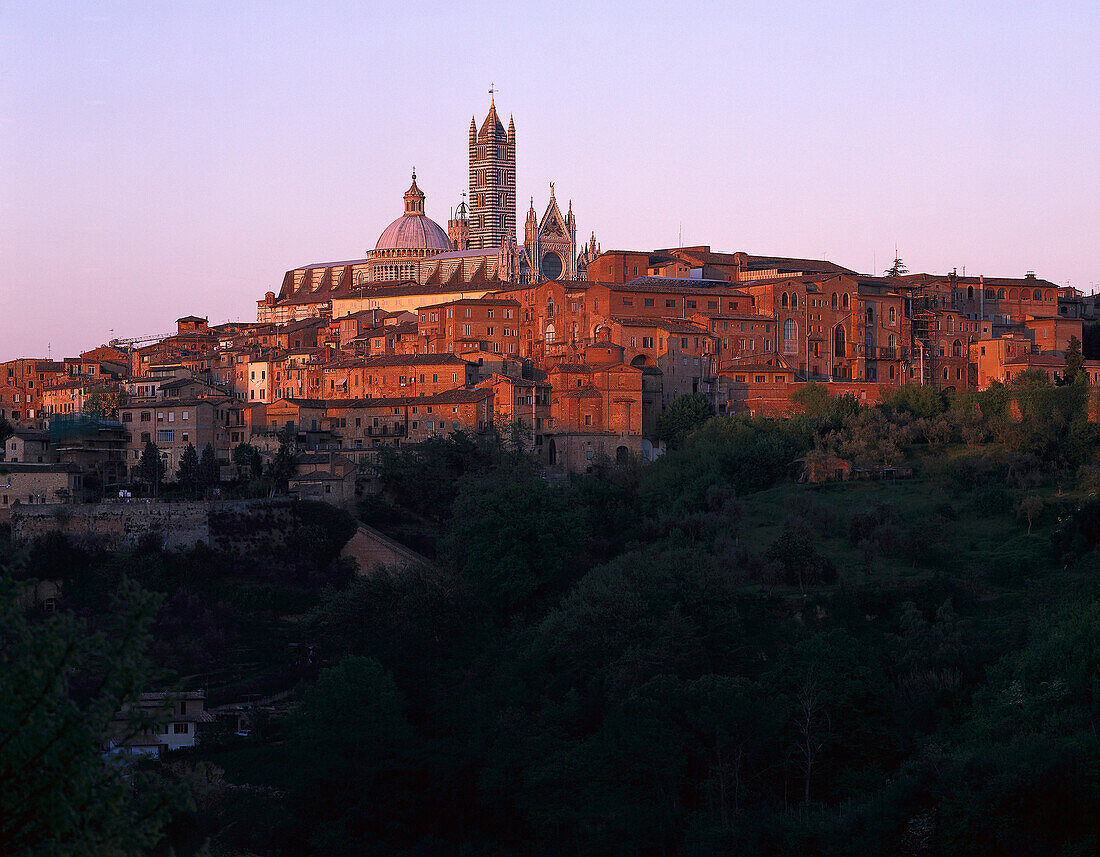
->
[259,96,599,324]
[448,95,599,283]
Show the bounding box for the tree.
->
[232,442,261,479]
[1016,493,1043,535]
[266,429,296,493]
[448,468,584,619]
[1060,335,1083,385]
[136,441,161,491]
[284,657,418,857]
[656,393,714,449]
[0,573,184,856]
[878,382,944,419]
[884,255,909,277]
[177,443,200,488]
[0,413,13,446]
[199,443,218,487]
[789,382,861,426]
[82,387,123,420]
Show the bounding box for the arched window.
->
[1033,289,1042,300]
[791,293,798,309]
[945,316,953,333]
[888,333,896,348]
[783,318,796,341]
[834,325,846,358]
[831,293,838,309]
[943,367,949,380]
[781,293,789,309]
[967,286,974,300]
[952,339,961,357]
[545,324,556,344]
[889,306,896,324]
[998,288,1006,299]
[889,365,895,379]
[843,293,850,309]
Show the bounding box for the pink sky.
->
[3,0,1098,360]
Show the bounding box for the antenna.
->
[679,222,682,248]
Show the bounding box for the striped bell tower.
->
[468,91,516,250]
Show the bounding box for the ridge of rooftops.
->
[273,388,493,409]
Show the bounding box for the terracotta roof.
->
[280,317,327,333]
[611,277,751,293]
[282,388,492,410]
[360,353,472,367]
[742,255,857,275]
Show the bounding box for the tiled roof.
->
[360,354,471,367]
[611,277,751,293]
[742,255,857,275]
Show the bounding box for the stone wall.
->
[11,499,296,553]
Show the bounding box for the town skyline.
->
[4,1,1099,360]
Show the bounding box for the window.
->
[686,300,696,310]
[545,324,556,343]
[644,298,654,307]
[666,299,676,308]
[157,429,174,443]
[622,297,633,306]
[173,722,189,734]
[140,412,151,422]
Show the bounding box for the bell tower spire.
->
[467,92,516,250]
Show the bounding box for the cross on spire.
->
[489,82,497,104]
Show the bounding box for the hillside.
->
[4,375,1100,856]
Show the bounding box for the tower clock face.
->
[541,252,563,281]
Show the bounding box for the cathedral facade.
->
[456,97,596,285]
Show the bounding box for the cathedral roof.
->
[374,172,451,253]
[375,215,451,252]
[478,99,507,142]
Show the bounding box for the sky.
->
[3,0,1099,359]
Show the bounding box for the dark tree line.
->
[5,368,1100,855]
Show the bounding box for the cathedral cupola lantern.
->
[403,170,426,216]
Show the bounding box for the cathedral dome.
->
[374,172,452,253]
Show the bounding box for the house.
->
[0,462,84,514]
[4,428,50,462]
[106,691,214,758]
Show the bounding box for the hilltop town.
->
[2,98,1099,506]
